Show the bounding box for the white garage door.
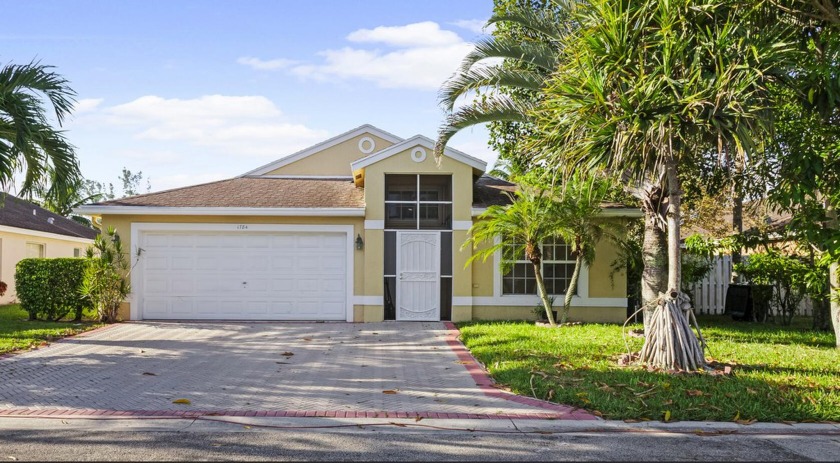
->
[138,231,348,320]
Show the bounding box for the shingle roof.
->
[472,175,517,208]
[471,175,636,210]
[93,177,365,208]
[0,194,98,239]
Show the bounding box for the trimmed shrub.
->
[15,258,91,321]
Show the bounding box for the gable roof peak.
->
[241,124,404,177]
[350,134,487,172]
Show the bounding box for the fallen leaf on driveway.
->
[275,362,290,365]
[382,390,398,394]
[281,352,294,357]
[172,398,191,405]
[142,372,157,376]
[454,361,471,365]
[415,416,423,422]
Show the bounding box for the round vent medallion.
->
[411,147,427,163]
[358,137,376,154]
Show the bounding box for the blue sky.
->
[3,0,496,193]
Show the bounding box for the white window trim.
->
[493,239,589,301]
[130,223,356,322]
[25,242,46,259]
[384,174,453,230]
[462,237,632,308]
[500,241,584,298]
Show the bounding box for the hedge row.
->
[15,258,91,321]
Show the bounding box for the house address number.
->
[236,225,249,230]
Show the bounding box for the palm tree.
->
[0,61,81,199]
[554,172,616,324]
[464,179,565,326]
[435,3,674,322]
[531,0,793,370]
[435,4,569,156]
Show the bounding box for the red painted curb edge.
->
[441,321,600,421]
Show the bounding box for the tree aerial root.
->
[639,292,707,371]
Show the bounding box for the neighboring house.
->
[75,125,640,323]
[0,194,98,304]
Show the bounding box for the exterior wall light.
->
[355,233,364,250]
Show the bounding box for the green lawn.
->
[0,304,103,355]
[457,316,840,423]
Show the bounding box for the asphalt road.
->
[0,418,839,461]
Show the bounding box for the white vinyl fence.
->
[688,255,813,316]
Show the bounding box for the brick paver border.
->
[0,321,598,420]
[441,322,598,420]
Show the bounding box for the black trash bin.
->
[725,284,752,321]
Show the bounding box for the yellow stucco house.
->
[0,194,98,305]
[76,125,639,323]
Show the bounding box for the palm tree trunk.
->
[827,204,840,348]
[561,254,584,324]
[639,154,706,371]
[665,158,681,293]
[533,262,557,326]
[641,210,668,333]
[731,190,744,283]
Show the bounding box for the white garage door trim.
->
[130,223,355,321]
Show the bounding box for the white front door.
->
[396,231,440,321]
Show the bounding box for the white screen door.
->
[396,231,440,321]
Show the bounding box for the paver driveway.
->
[0,322,589,418]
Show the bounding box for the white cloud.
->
[73,98,104,114]
[80,94,329,158]
[237,56,297,70]
[346,21,463,47]
[283,21,473,90]
[450,19,495,35]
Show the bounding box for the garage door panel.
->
[139,230,348,320]
[145,234,171,247]
[144,256,169,271]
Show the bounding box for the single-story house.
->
[75,125,640,323]
[0,194,98,304]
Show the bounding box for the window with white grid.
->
[501,237,577,296]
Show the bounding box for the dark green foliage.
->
[735,250,813,325]
[15,258,90,321]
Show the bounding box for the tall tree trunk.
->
[560,253,584,325]
[828,205,840,348]
[533,261,557,326]
[640,185,668,334]
[641,216,668,332]
[831,260,839,348]
[731,190,744,283]
[726,144,743,283]
[638,153,707,371]
[665,159,681,292]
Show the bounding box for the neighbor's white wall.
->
[0,229,94,305]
